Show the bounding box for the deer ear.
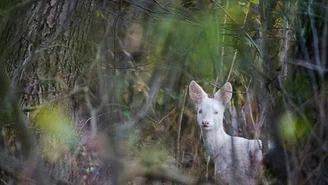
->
[189,81,207,104]
[214,82,232,105]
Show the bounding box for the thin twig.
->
[153,0,171,13]
[226,0,249,83]
[290,60,328,72]
[206,155,210,181]
[214,0,230,93]
[225,49,237,83]
[176,86,188,164]
[158,107,177,124]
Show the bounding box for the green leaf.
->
[278,111,310,146]
[34,103,78,162]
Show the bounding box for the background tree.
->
[0,0,97,183]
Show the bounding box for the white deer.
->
[189,81,263,185]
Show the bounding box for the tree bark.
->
[1,0,96,112]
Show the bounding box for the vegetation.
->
[0,0,327,184]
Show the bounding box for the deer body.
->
[189,81,262,185]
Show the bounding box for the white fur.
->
[189,81,263,185]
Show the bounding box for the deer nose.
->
[202,121,209,127]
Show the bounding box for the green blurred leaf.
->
[278,111,310,146]
[34,103,78,162]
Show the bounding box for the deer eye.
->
[198,109,203,114]
[214,111,218,115]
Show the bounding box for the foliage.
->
[32,104,78,162]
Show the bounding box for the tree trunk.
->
[0,1,96,181]
[1,0,95,113]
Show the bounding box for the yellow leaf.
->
[95,10,104,18]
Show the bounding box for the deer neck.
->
[201,120,230,159]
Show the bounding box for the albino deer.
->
[189,81,263,185]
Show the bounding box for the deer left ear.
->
[214,82,232,105]
[189,81,207,104]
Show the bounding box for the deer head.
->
[189,81,232,132]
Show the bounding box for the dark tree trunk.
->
[0,1,96,182]
[1,0,95,113]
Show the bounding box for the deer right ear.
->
[214,82,232,105]
[189,81,207,104]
